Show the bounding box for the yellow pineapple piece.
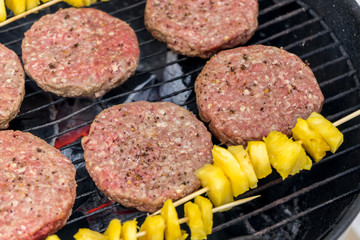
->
[74,228,107,240]
[228,145,258,189]
[5,0,25,15]
[194,196,213,235]
[0,0,6,22]
[306,112,344,153]
[63,0,84,7]
[121,220,138,240]
[264,131,312,179]
[104,219,121,240]
[46,235,61,240]
[212,145,249,197]
[139,215,165,240]
[292,118,330,162]
[184,202,207,240]
[246,141,272,179]
[26,0,40,10]
[195,164,234,207]
[83,0,96,6]
[161,199,182,240]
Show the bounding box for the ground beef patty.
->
[144,0,258,59]
[195,45,324,146]
[0,131,76,240]
[82,101,213,212]
[22,8,139,98]
[0,43,25,129]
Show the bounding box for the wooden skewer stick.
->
[333,109,360,127]
[0,0,63,28]
[138,195,260,238]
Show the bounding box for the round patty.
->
[22,8,139,98]
[144,0,258,59]
[82,101,213,212]
[0,130,77,240]
[195,45,324,146]
[0,43,25,129]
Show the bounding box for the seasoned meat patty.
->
[144,0,258,59]
[22,8,139,98]
[82,101,213,212]
[195,45,324,146]
[0,43,25,129]
[0,131,77,240]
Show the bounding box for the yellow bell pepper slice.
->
[104,219,121,240]
[161,199,182,240]
[74,228,107,240]
[246,141,272,179]
[139,215,165,240]
[227,145,258,189]
[5,0,25,15]
[194,196,213,235]
[121,219,138,240]
[212,145,249,197]
[306,112,344,153]
[184,202,207,240]
[195,164,234,207]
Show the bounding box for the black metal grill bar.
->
[327,105,360,123]
[108,0,145,15]
[258,0,296,17]
[312,55,350,73]
[323,87,360,105]
[298,41,341,60]
[283,29,331,51]
[212,164,360,233]
[319,70,357,88]
[75,190,98,200]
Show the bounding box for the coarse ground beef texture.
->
[0,131,77,240]
[195,45,324,146]
[0,43,25,129]
[144,0,258,59]
[22,8,139,98]
[82,101,213,212]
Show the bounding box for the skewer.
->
[0,0,62,28]
[138,195,260,238]
[333,109,360,127]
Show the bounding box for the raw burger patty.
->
[0,43,25,129]
[22,8,139,98]
[145,0,258,59]
[0,131,77,240]
[82,101,213,212]
[195,45,324,146]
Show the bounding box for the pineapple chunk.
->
[194,196,213,235]
[0,0,6,22]
[83,0,96,6]
[292,118,330,162]
[74,229,107,240]
[246,141,272,179]
[46,235,61,240]
[306,112,344,153]
[212,145,249,197]
[184,202,207,240]
[195,164,233,207]
[139,215,165,240]
[26,0,40,11]
[228,145,258,189]
[121,220,138,240]
[63,0,84,7]
[104,219,121,240]
[264,131,312,179]
[161,199,182,240]
[5,0,25,15]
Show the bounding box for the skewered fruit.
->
[228,145,258,189]
[0,0,6,22]
[45,235,61,240]
[161,199,182,240]
[292,118,330,162]
[246,141,272,179]
[25,0,40,10]
[184,202,207,240]
[5,0,25,15]
[74,228,107,240]
[121,220,138,240]
[195,164,234,207]
[212,145,249,197]
[264,131,312,179]
[306,112,344,153]
[194,196,213,235]
[104,219,121,240]
[139,215,165,240]
[63,0,84,7]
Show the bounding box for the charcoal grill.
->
[1,0,360,239]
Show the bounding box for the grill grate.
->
[1,0,360,239]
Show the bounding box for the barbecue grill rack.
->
[1,0,360,239]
